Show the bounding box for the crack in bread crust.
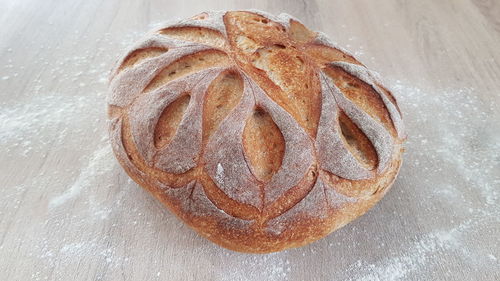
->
[107,10,406,253]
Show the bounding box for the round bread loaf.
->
[107,10,406,253]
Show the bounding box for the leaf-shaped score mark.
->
[117,47,168,74]
[316,71,394,179]
[128,67,227,175]
[243,107,285,182]
[144,50,230,92]
[202,70,244,142]
[338,111,378,170]
[304,44,360,66]
[154,94,191,149]
[324,64,397,137]
[203,74,315,211]
[250,45,321,136]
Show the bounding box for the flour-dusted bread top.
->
[107,10,406,253]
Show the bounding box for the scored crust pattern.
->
[107,10,405,253]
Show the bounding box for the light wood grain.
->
[1,0,499,280]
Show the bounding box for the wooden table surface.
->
[1,0,499,280]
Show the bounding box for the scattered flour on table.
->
[0,46,112,157]
[343,217,492,281]
[0,94,92,154]
[49,145,114,208]
[217,252,291,281]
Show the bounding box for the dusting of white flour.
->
[49,145,114,208]
[215,163,225,185]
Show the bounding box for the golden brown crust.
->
[107,10,406,253]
